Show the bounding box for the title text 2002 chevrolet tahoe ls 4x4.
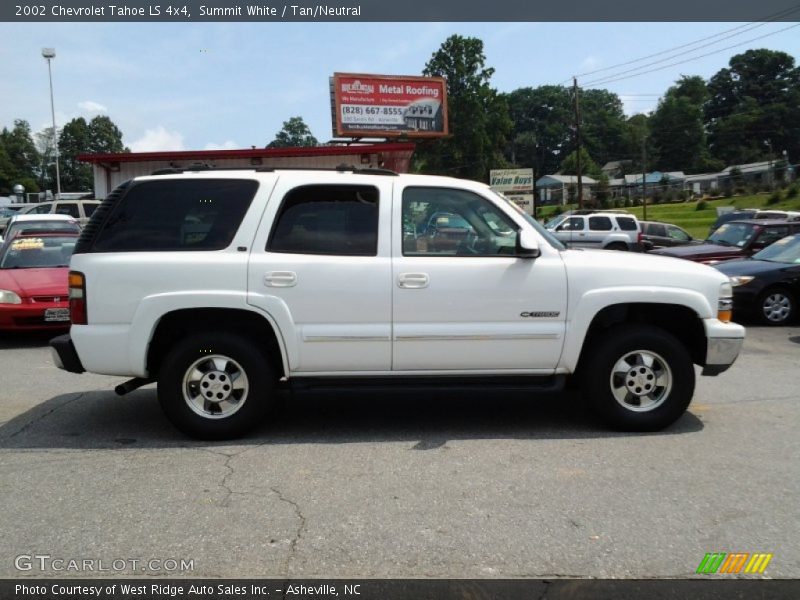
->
[51,167,744,439]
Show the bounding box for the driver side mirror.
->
[516,230,540,258]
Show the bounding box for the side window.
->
[758,227,789,247]
[589,216,613,231]
[83,203,98,218]
[402,187,518,257]
[617,217,637,231]
[668,226,690,241]
[268,185,379,256]
[55,203,80,218]
[93,179,258,252]
[556,217,584,231]
[650,224,667,237]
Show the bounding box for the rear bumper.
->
[50,334,85,374]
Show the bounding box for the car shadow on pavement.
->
[0,331,63,350]
[0,385,704,450]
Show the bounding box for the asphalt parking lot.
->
[0,325,798,579]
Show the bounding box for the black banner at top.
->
[3,0,800,22]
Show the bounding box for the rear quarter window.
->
[91,179,258,252]
[616,217,638,231]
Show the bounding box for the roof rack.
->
[567,209,633,215]
[150,164,398,176]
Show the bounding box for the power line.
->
[584,23,800,87]
[564,4,800,83]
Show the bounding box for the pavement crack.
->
[270,485,306,578]
[5,392,85,440]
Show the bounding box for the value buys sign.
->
[331,73,448,138]
[490,169,535,193]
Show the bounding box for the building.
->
[535,174,597,205]
[78,142,416,198]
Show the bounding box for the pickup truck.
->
[50,167,745,439]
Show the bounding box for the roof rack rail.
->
[149,164,399,176]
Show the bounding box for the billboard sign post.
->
[331,73,448,138]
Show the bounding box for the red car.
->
[0,232,78,330]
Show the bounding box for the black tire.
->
[606,242,628,251]
[580,325,695,431]
[757,287,795,326]
[157,332,275,440]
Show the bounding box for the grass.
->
[538,191,800,239]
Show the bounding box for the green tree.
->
[414,35,512,181]
[267,116,318,148]
[57,115,128,192]
[0,120,40,192]
[0,140,18,195]
[579,88,628,168]
[706,49,800,164]
[504,85,572,176]
[87,115,128,153]
[650,76,723,173]
[559,147,602,179]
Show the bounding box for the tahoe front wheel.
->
[581,325,695,431]
[158,332,275,439]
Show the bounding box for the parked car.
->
[51,168,744,439]
[0,231,78,330]
[650,219,800,264]
[714,233,800,325]
[18,199,100,227]
[640,221,697,249]
[708,210,758,236]
[0,214,81,247]
[545,210,642,250]
[0,203,29,234]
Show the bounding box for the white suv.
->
[50,167,744,439]
[546,210,642,250]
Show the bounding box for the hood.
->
[0,267,68,298]
[561,248,729,318]
[715,259,791,277]
[649,242,742,260]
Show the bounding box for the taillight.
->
[637,231,643,244]
[69,271,87,325]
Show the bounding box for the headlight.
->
[729,275,754,287]
[718,282,733,322]
[0,290,22,304]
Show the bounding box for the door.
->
[392,185,567,372]
[247,177,393,373]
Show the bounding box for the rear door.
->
[247,175,393,374]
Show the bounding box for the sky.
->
[0,21,798,152]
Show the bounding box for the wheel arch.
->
[146,307,287,380]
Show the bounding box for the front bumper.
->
[702,333,745,376]
[50,334,85,374]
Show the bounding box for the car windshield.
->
[751,234,800,263]
[707,222,757,247]
[489,190,566,251]
[4,220,80,241]
[0,236,77,269]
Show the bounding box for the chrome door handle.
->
[264,271,297,287]
[398,273,429,289]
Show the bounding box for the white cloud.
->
[129,126,185,152]
[78,100,108,113]
[203,140,238,150]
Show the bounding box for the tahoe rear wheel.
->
[158,332,275,439]
[581,325,695,431]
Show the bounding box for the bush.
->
[787,184,799,199]
[624,198,633,208]
[723,187,733,198]
[696,200,708,211]
[767,190,782,205]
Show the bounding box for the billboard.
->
[489,168,534,193]
[331,73,448,138]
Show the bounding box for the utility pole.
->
[641,135,648,221]
[573,77,583,209]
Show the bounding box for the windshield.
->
[4,220,80,241]
[752,234,800,263]
[707,222,757,247]
[489,190,566,251]
[0,236,77,269]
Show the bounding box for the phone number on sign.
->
[341,104,405,125]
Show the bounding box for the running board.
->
[284,375,565,394]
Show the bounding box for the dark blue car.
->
[714,234,800,325]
